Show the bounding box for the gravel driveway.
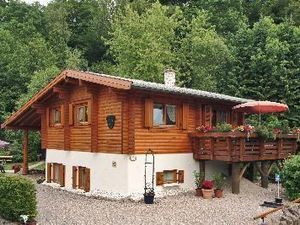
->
[35,179,281,225]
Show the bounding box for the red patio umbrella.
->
[232,101,289,114]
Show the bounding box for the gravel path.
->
[36,179,282,225]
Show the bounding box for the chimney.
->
[164,69,176,86]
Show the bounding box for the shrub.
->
[255,125,275,140]
[0,175,37,221]
[281,155,300,200]
[215,122,232,132]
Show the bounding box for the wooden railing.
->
[189,132,298,162]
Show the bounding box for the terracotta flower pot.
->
[202,189,213,199]
[214,189,223,198]
[195,188,203,197]
[25,220,37,225]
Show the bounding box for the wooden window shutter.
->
[60,105,64,124]
[47,163,52,183]
[182,103,189,130]
[69,104,73,125]
[87,100,92,124]
[59,164,65,187]
[177,170,184,183]
[144,98,153,128]
[232,112,238,127]
[156,172,164,186]
[196,104,203,127]
[204,105,212,126]
[72,166,77,189]
[46,107,51,127]
[84,168,90,192]
[237,113,244,125]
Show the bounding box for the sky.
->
[23,0,52,5]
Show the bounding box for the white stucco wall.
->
[46,149,228,199]
[46,149,129,196]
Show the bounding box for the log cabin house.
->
[1,69,298,197]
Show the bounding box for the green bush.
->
[215,122,232,132]
[281,155,300,200]
[0,175,37,221]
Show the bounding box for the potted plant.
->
[201,180,214,199]
[144,188,155,204]
[213,172,226,198]
[193,170,204,196]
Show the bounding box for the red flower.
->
[196,125,213,133]
[202,180,214,189]
[273,128,281,135]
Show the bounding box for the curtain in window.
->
[166,105,176,124]
[153,104,163,125]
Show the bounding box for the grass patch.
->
[3,162,39,170]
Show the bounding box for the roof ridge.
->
[85,70,251,103]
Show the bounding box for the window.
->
[72,166,90,192]
[50,106,62,126]
[212,110,230,126]
[75,103,88,125]
[153,103,176,126]
[156,170,184,185]
[163,170,177,184]
[46,163,65,187]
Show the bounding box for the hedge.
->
[281,155,300,200]
[0,175,37,222]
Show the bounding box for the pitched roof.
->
[1,69,251,129]
[86,71,251,103]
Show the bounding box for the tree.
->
[108,2,180,82]
[178,11,232,91]
[221,17,300,126]
[185,0,247,36]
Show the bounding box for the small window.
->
[74,166,90,192]
[53,163,60,183]
[75,103,88,124]
[50,107,62,126]
[212,110,230,126]
[47,163,65,187]
[163,170,177,184]
[156,170,184,185]
[153,103,176,126]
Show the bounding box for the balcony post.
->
[261,161,269,188]
[199,161,205,178]
[22,129,29,175]
[232,162,240,194]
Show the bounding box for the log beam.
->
[256,161,274,189]
[199,161,205,179]
[232,162,241,194]
[261,161,269,188]
[22,129,29,175]
[231,162,250,194]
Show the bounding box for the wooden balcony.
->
[189,132,298,162]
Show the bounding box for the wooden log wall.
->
[41,83,238,154]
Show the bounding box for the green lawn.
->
[3,161,44,170]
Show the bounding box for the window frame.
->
[73,166,90,192]
[74,102,89,126]
[212,109,231,126]
[162,169,178,184]
[153,102,177,128]
[49,105,63,127]
[156,169,184,186]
